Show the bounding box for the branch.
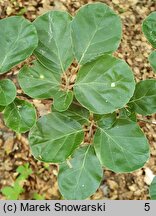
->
[17,92,32,100]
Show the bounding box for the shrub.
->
[0,3,155,199]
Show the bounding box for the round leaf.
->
[29,112,84,163]
[58,102,90,125]
[149,50,156,73]
[119,108,137,122]
[74,55,135,114]
[58,146,103,200]
[150,176,156,200]
[0,16,38,74]
[94,118,149,172]
[33,11,74,73]
[53,90,73,112]
[142,12,156,48]
[71,3,122,65]
[94,113,117,129]
[18,61,60,99]
[129,80,156,115]
[0,79,16,106]
[3,98,36,133]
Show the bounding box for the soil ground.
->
[0,0,156,200]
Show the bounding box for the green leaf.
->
[149,50,156,73]
[16,163,32,181]
[0,79,16,106]
[142,12,156,48]
[55,102,90,125]
[18,61,73,110]
[1,163,32,200]
[0,106,5,112]
[1,185,23,200]
[149,176,156,200]
[95,113,116,128]
[29,112,84,163]
[58,145,103,200]
[3,98,36,133]
[128,79,156,115]
[119,108,137,122]
[74,55,135,114]
[18,61,60,99]
[94,118,149,173]
[53,90,73,112]
[0,16,38,74]
[33,11,73,73]
[71,3,122,65]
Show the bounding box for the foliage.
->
[0,3,156,199]
[1,163,32,200]
[142,12,156,200]
[142,12,156,73]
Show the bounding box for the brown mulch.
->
[0,0,156,200]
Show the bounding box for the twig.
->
[17,92,32,100]
[137,118,156,125]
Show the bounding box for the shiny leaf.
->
[33,11,73,73]
[53,90,73,112]
[57,102,90,125]
[74,55,135,114]
[3,98,36,133]
[119,108,137,122]
[129,80,156,115]
[150,176,156,200]
[0,79,16,106]
[58,145,103,200]
[0,16,38,74]
[94,113,116,128]
[19,61,73,110]
[29,112,84,163]
[94,118,149,172]
[71,3,122,65]
[142,12,156,48]
[18,61,60,99]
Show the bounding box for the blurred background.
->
[0,0,156,200]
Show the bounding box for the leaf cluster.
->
[0,3,156,199]
[142,12,156,73]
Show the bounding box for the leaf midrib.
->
[78,7,108,64]
[31,129,83,146]
[0,19,24,71]
[73,145,90,199]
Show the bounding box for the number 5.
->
[144,203,150,211]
